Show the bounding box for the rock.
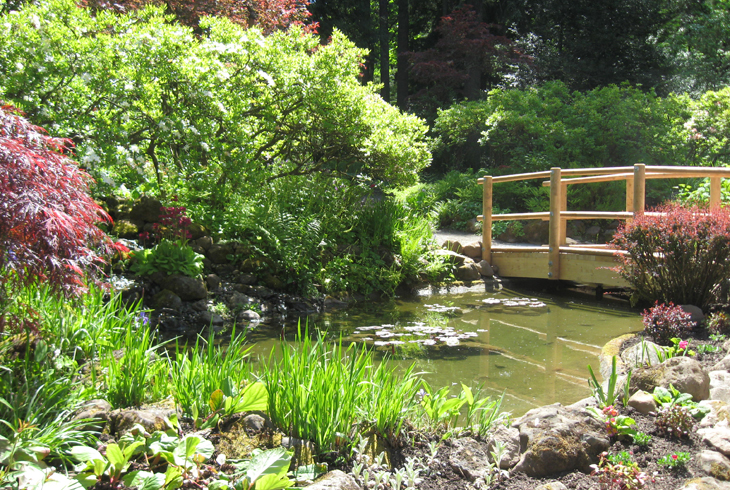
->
[129,196,162,223]
[627,390,656,414]
[711,372,730,404]
[230,292,255,308]
[679,477,730,490]
[699,450,730,480]
[153,289,183,310]
[196,311,224,327]
[441,240,463,253]
[73,399,112,430]
[566,397,597,411]
[206,274,221,290]
[535,483,568,490]
[724,340,730,353]
[243,414,266,432]
[304,470,359,490]
[207,243,234,265]
[455,263,481,282]
[713,355,730,372]
[699,401,730,429]
[620,340,665,369]
[157,274,208,301]
[263,273,285,290]
[511,404,609,477]
[110,408,175,436]
[190,299,208,312]
[585,225,602,238]
[630,356,710,401]
[447,437,492,482]
[703,428,730,457]
[523,221,549,244]
[465,219,480,233]
[187,223,209,240]
[324,297,349,309]
[434,249,472,265]
[461,241,482,259]
[680,304,706,323]
[237,273,257,285]
[215,264,236,276]
[238,310,261,322]
[485,425,520,469]
[195,236,214,251]
[476,260,494,277]
[112,219,142,239]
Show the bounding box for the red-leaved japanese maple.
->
[0,104,125,302]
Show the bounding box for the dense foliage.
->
[0,105,122,322]
[611,203,730,309]
[0,0,430,211]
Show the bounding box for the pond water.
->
[244,283,643,417]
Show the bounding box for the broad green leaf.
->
[70,446,104,464]
[0,435,12,464]
[105,443,124,468]
[244,447,292,485]
[208,480,230,490]
[253,473,294,490]
[238,382,268,412]
[165,465,184,489]
[184,436,201,459]
[74,473,99,489]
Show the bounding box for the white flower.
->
[200,142,210,152]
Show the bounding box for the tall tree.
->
[379,0,390,101]
[396,0,409,110]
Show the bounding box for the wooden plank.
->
[559,253,628,287]
[491,251,549,279]
[488,212,551,221]
[561,211,634,220]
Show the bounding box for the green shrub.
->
[131,240,204,277]
[612,203,730,308]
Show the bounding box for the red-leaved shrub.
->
[641,302,695,346]
[0,104,125,303]
[611,203,730,309]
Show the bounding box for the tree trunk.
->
[362,0,374,83]
[379,0,390,101]
[396,0,409,110]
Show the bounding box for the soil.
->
[402,332,727,490]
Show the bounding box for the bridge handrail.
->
[477,164,729,280]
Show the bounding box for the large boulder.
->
[155,274,208,301]
[112,219,143,239]
[485,424,521,469]
[110,407,175,437]
[511,404,609,477]
[699,450,730,480]
[153,289,183,311]
[630,356,710,401]
[679,477,730,490]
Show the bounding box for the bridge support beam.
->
[548,168,562,280]
[633,164,645,215]
[482,176,493,264]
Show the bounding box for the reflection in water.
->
[245,284,642,417]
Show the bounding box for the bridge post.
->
[548,168,562,280]
[711,177,722,209]
[482,176,493,264]
[633,164,645,215]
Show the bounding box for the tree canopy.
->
[0,0,430,211]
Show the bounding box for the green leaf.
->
[460,383,474,406]
[244,447,292,486]
[70,446,105,464]
[210,389,225,412]
[105,443,125,468]
[253,473,294,490]
[164,465,184,490]
[208,481,230,490]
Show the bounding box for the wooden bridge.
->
[477,164,730,288]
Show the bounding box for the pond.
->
[244,282,643,417]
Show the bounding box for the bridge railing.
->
[478,164,730,281]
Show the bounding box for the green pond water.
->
[244,283,643,417]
